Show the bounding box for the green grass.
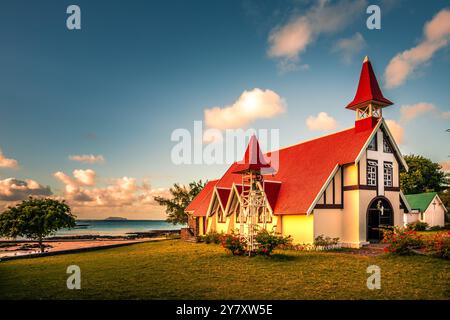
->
[0,240,449,300]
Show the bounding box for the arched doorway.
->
[367,197,393,242]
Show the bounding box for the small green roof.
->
[405,192,437,212]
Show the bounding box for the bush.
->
[382,226,423,255]
[428,226,444,231]
[254,229,291,256]
[204,232,221,244]
[220,233,246,255]
[195,235,205,243]
[313,235,340,250]
[406,221,429,231]
[425,231,450,259]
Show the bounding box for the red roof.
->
[233,135,273,174]
[216,187,231,209]
[346,56,393,110]
[186,180,217,216]
[187,123,376,216]
[262,181,282,211]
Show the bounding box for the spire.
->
[232,135,272,174]
[346,56,393,110]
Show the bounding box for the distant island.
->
[104,217,128,221]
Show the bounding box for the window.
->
[384,162,393,187]
[383,136,393,153]
[368,135,377,151]
[367,160,378,186]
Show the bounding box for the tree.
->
[0,197,76,252]
[400,155,446,194]
[154,180,206,225]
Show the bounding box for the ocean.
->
[56,220,183,237]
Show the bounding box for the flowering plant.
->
[382,226,423,255]
[254,229,291,256]
[220,233,246,255]
[425,231,450,259]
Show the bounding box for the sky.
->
[0,0,449,219]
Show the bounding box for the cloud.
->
[332,32,366,64]
[399,102,450,123]
[73,169,96,186]
[400,102,436,123]
[55,169,96,189]
[54,170,169,208]
[385,119,404,145]
[69,154,105,164]
[440,161,450,172]
[204,88,286,130]
[385,9,450,88]
[441,110,450,119]
[306,112,338,131]
[0,178,52,201]
[267,0,367,71]
[0,148,18,168]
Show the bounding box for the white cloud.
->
[73,169,96,186]
[385,9,450,88]
[332,32,366,64]
[306,112,338,131]
[385,119,404,145]
[0,178,52,201]
[54,170,169,208]
[400,102,436,123]
[0,148,18,168]
[399,102,450,123]
[69,154,105,164]
[267,0,367,71]
[204,88,286,130]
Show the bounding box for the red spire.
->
[232,135,272,174]
[346,56,393,110]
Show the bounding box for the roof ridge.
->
[265,126,355,154]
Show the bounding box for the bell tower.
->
[346,56,393,132]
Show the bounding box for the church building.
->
[185,57,410,248]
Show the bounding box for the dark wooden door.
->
[367,198,393,242]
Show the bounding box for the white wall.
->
[422,196,446,227]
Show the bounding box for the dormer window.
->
[368,135,377,151]
[383,136,393,153]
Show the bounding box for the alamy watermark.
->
[67,265,81,289]
[366,265,381,290]
[66,5,81,30]
[170,121,280,172]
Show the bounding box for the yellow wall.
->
[343,164,358,186]
[198,217,204,235]
[314,209,342,239]
[281,215,314,244]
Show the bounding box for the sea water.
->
[56,220,183,236]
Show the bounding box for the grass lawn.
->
[0,240,448,300]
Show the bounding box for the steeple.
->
[233,135,272,174]
[346,56,393,131]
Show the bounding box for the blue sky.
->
[0,0,449,219]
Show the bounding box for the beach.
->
[0,219,182,260]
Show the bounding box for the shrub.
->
[204,232,221,244]
[406,221,429,231]
[220,234,246,256]
[382,226,423,255]
[254,229,291,256]
[313,235,340,250]
[425,231,450,259]
[428,226,444,232]
[195,235,205,243]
